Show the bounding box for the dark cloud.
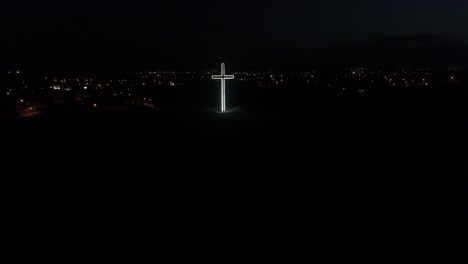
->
[371,35,451,45]
[310,35,468,67]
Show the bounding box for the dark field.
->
[2,86,466,263]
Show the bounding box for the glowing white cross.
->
[212,63,234,112]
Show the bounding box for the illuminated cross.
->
[212,63,234,112]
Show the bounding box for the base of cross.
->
[175,106,244,114]
[216,107,245,114]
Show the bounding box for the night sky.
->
[2,0,468,71]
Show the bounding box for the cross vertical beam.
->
[212,63,234,112]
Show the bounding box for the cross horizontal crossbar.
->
[212,75,235,80]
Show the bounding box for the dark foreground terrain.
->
[2,86,467,263]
